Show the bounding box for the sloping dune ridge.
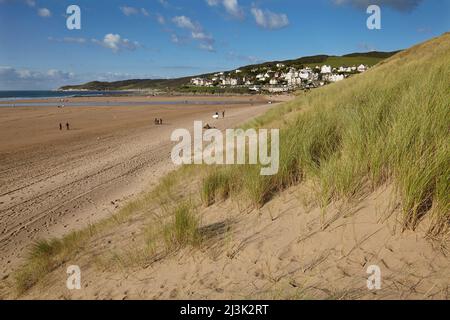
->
[2,33,449,299]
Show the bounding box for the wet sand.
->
[0,94,280,276]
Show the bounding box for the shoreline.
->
[0,91,293,104]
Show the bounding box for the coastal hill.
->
[59,51,398,91]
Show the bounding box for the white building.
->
[190,77,212,86]
[299,70,311,80]
[321,65,332,74]
[329,74,345,82]
[357,64,367,73]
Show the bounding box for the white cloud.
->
[417,26,431,33]
[206,0,220,6]
[251,7,289,30]
[0,66,160,89]
[92,34,140,53]
[192,31,214,43]
[228,51,263,64]
[0,0,36,7]
[199,43,215,52]
[0,66,75,89]
[223,0,244,18]
[172,15,197,30]
[172,16,215,52]
[119,6,150,17]
[156,14,166,25]
[48,36,87,44]
[37,7,51,17]
[171,34,181,43]
[158,0,170,8]
[206,0,244,19]
[120,6,139,16]
[331,0,423,12]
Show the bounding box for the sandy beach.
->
[0,94,282,277]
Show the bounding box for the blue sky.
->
[0,0,449,89]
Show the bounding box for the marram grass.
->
[202,33,450,235]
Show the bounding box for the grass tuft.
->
[163,202,201,249]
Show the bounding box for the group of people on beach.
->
[154,118,163,125]
[59,122,70,130]
[204,110,226,129]
[57,98,69,108]
[213,111,225,119]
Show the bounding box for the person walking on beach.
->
[159,118,163,125]
[66,122,70,130]
[222,110,225,118]
[59,123,62,131]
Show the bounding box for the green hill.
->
[59,51,398,91]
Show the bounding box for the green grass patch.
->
[163,202,201,249]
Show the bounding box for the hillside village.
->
[190,63,368,93]
[60,52,397,92]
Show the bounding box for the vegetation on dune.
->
[11,167,201,295]
[202,34,450,234]
[163,202,201,249]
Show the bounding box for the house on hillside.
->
[357,64,367,73]
[269,79,279,85]
[299,70,311,80]
[329,74,345,82]
[191,77,212,86]
[321,65,332,74]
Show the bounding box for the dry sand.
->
[0,94,279,277]
[12,182,450,300]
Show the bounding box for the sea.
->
[0,90,252,107]
[0,90,126,101]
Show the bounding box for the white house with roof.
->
[299,69,311,80]
[191,77,212,86]
[329,74,345,82]
[357,64,367,73]
[321,65,332,74]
